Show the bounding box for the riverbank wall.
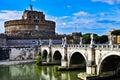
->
[0,60,36,66]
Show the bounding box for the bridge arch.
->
[97,52,120,75]
[42,50,48,62]
[69,51,87,69]
[53,50,62,64]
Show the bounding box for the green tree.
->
[36,55,42,65]
[93,34,99,44]
[82,33,99,44]
[111,30,120,35]
[99,35,108,44]
[82,33,91,44]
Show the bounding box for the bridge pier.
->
[61,46,68,67]
[61,37,68,67]
[87,65,97,75]
[86,34,97,75]
[47,39,52,63]
[47,46,52,63]
[86,48,97,75]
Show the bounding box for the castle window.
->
[35,16,38,19]
[34,20,39,23]
[33,15,35,18]
[29,16,31,19]
[35,25,39,31]
[41,16,44,20]
[38,16,39,18]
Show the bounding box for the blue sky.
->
[0,0,120,35]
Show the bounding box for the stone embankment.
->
[0,60,36,66]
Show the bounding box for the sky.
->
[0,0,120,35]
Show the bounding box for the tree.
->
[111,30,120,35]
[82,33,99,44]
[36,55,42,65]
[82,33,91,44]
[99,35,108,44]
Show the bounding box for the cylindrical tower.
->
[4,7,56,37]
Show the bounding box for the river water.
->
[0,63,83,80]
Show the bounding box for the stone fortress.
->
[5,5,55,38]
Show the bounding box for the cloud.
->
[0,10,22,33]
[46,10,120,35]
[67,5,71,9]
[0,10,22,20]
[97,20,120,24]
[73,11,89,16]
[92,0,120,5]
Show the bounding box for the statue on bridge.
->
[49,39,52,47]
[90,33,95,48]
[108,33,113,45]
[62,37,67,46]
[79,37,83,45]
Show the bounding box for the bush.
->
[36,55,42,65]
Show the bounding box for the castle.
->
[5,5,56,38]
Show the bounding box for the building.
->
[0,34,6,46]
[4,5,55,38]
[107,29,120,44]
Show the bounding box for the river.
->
[0,63,83,80]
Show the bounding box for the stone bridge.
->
[39,37,120,75]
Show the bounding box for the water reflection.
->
[0,63,80,80]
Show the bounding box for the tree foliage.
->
[82,33,108,44]
[82,33,91,44]
[99,35,108,44]
[36,55,42,65]
[82,33,99,44]
[111,30,120,35]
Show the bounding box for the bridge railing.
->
[96,44,110,49]
[41,43,120,51]
[95,44,120,50]
[51,44,90,48]
[67,44,90,48]
[52,44,64,48]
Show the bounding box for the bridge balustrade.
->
[96,44,110,49]
[52,44,63,48]
[95,44,120,50]
[40,43,120,51]
[112,44,120,49]
[48,44,91,48]
[67,44,90,48]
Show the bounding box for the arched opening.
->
[70,52,86,70]
[39,52,41,56]
[100,55,120,75]
[42,50,48,62]
[0,48,9,60]
[53,51,62,64]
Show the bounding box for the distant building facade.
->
[107,29,120,44]
[112,35,120,44]
[0,34,6,46]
